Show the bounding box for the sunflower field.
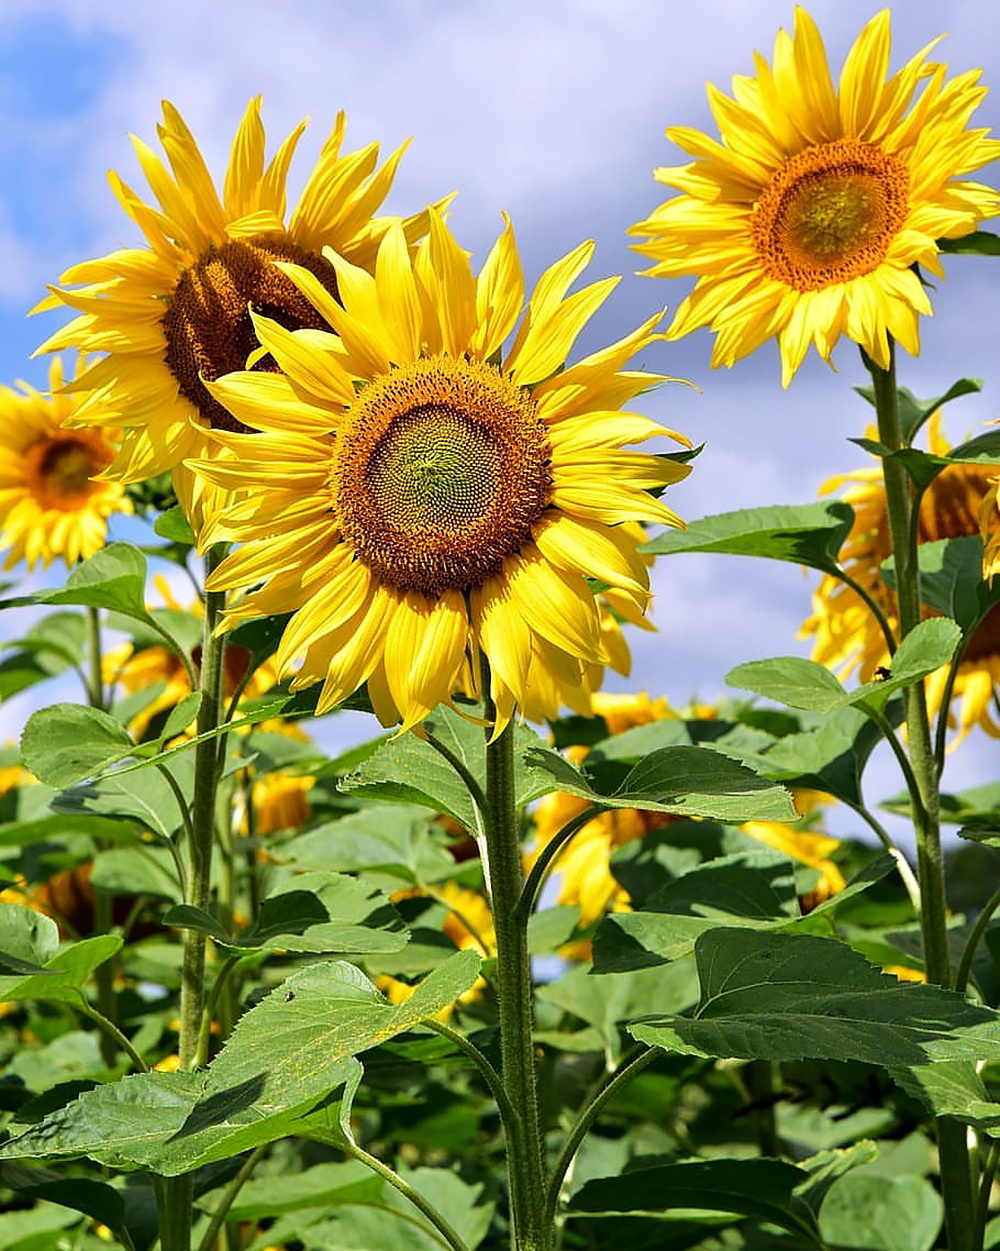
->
[3,8,1000,1251]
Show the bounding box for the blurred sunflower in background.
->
[0,355,131,570]
[36,98,434,526]
[802,415,1000,744]
[531,693,844,929]
[191,211,691,732]
[631,7,1000,385]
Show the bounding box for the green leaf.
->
[726,657,846,714]
[90,847,181,902]
[0,1165,130,1248]
[856,377,982,444]
[21,704,134,788]
[153,506,195,545]
[0,951,481,1173]
[629,927,999,1067]
[159,692,203,741]
[219,1159,383,1220]
[52,757,194,842]
[527,744,797,823]
[593,855,894,972]
[901,536,1000,632]
[644,501,854,574]
[0,813,140,849]
[819,1172,942,1251]
[222,875,408,955]
[892,1060,1000,1130]
[727,618,961,716]
[0,934,122,1005]
[568,1158,818,1242]
[280,806,456,887]
[939,231,1000,256]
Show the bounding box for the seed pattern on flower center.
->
[24,435,110,510]
[161,236,339,434]
[751,140,909,291]
[336,356,552,596]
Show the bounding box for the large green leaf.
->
[0,952,481,1173]
[526,743,796,823]
[727,618,961,715]
[629,928,999,1067]
[644,501,854,574]
[21,704,134,788]
[0,544,191,664]
[592,854,893,972]
[904,536,1000,632]
[568,1158,818,1242]
[819,1172,942,1251]
[278,806,457,887]
[52,756,195,843]
[0,1165,130,1250]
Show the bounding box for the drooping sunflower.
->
[530,694,843,928]
[0,355,131,570]
[802,416,1000,744]
[36,98,433,523]
[630,8,1000,386]
[190,212,691,732]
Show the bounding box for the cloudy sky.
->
[1,0,998,839]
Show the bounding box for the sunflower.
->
[35,98,433,525]
[0,355,131,570]
[802,416,1000,744]
[531,695,842,928]
[190,211,691,733]
[982,476,1000,581]
[630,8,1000,386]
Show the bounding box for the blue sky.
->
[1,0,998,835]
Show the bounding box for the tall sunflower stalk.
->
[631,10,999,1249]
[186,211,691,1249]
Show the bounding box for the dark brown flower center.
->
[26,434,110,509]
[161,236,338,434]
[336,356,552,597]
[752,139,909,291]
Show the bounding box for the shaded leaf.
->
[819,1172,942,1251]
[568,1158,818,1243]
[629,927,999,1067]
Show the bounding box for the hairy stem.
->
[480,657,551,1251]
[866,343,973,1251]
[159,550,227,1251]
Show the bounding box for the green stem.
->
[838,796,922,916]
[196,1145,267,1251]
[424,1017,517,1125]
[480,657,551,1251]
[518,806,604,921]
[79,1001,148,1074]
[955,885,1000,997]
[544,1046,658,1223]
[346,1142,474,1251]
[423,728,489,816]
[975,1139,1000,1251]
[160,549,228,1251]
[85,605,120,1069]
[866,343,973,1251]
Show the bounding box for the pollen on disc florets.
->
[336,355,553,597]
[751,139,910,291]
[161,236,339,434]
[23,432,112,510]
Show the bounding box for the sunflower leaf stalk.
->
[481,659,552,1251]
[865,342,976,1251]
[158,551,228,1251]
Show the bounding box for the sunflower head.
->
[191,211,691,733]
[35,98,434,527]
[0,355,131,570]
[630,8,1000,385]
